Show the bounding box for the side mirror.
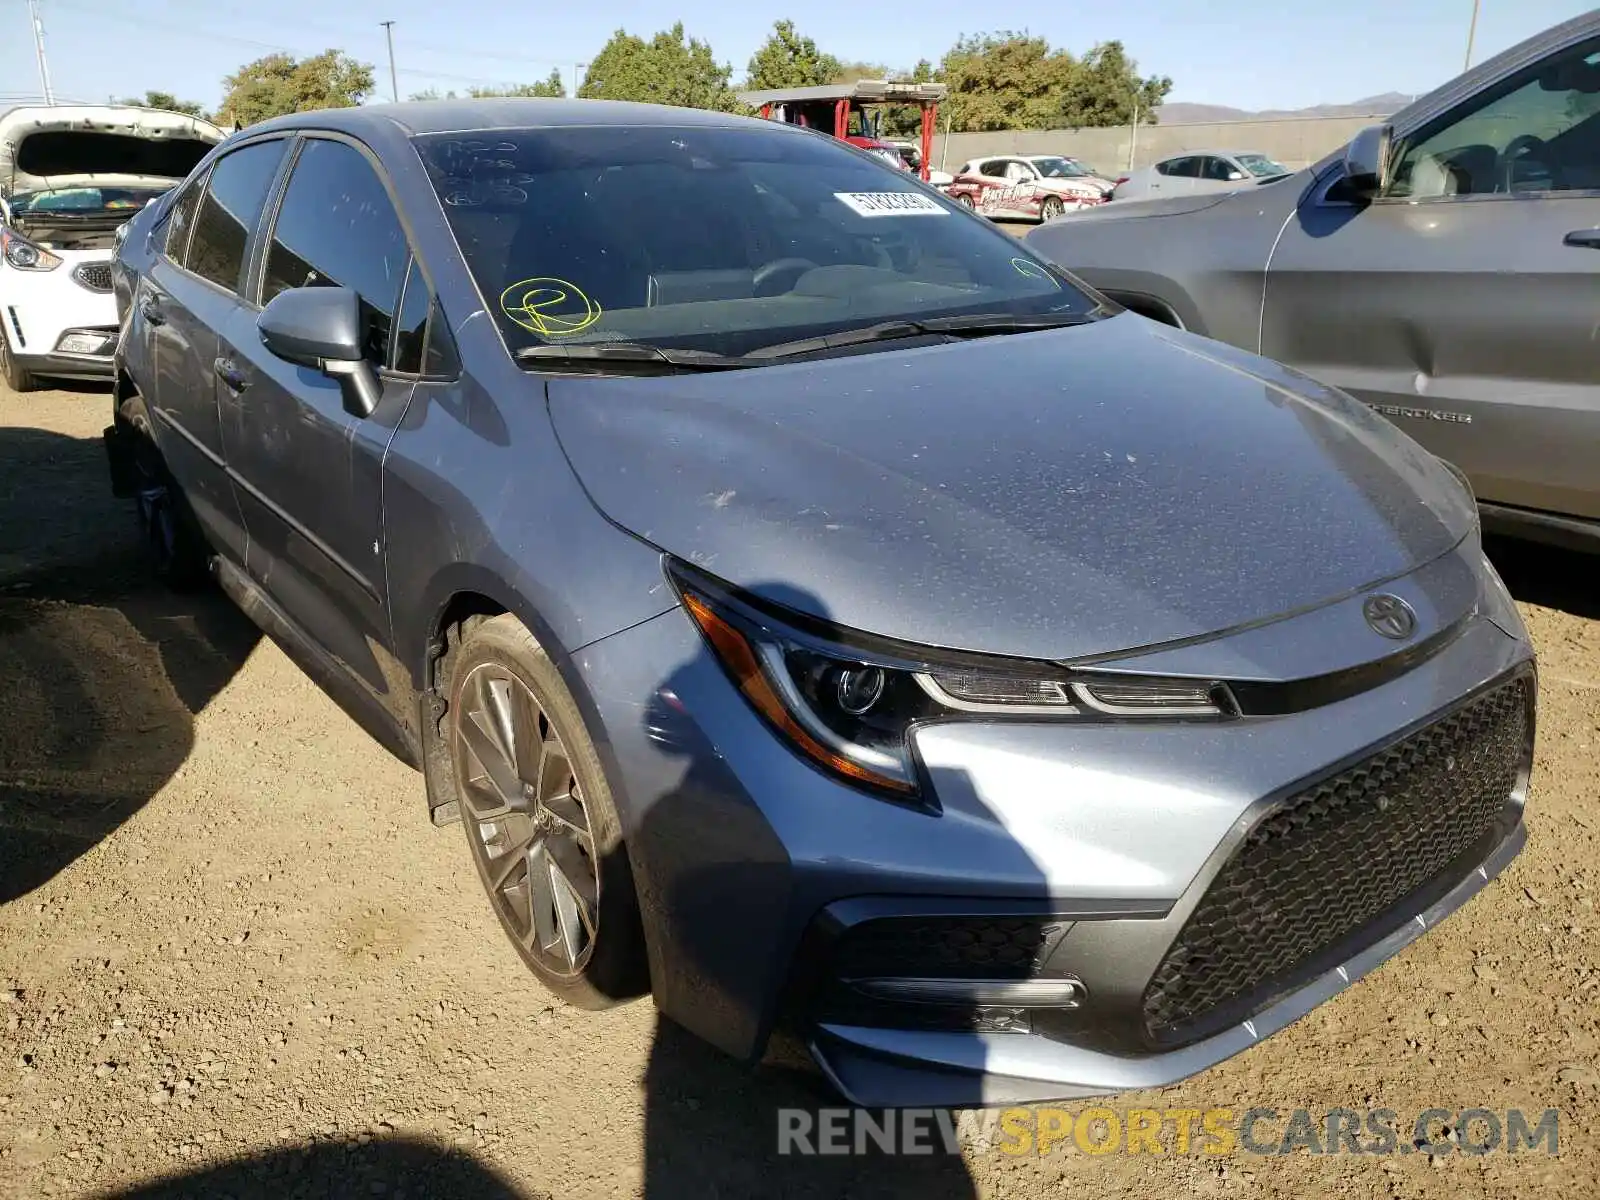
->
[258,285,381,418]
[1342,123,1394,199]
[1227,170,1246,181]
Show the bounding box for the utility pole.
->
[572,62,587,96]
[1464,0,1481,71]
[27,0,55,105]
[380,20,399,102]
[1129,98,1141,171]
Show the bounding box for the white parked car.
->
[947,155,1113,221]
[888,141,954,189]
[1110,150,1293,201]
[0,105,224,391]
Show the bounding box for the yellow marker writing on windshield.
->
[499,277,602,337]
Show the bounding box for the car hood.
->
[548,314,1475,661]
[0,105,224,195]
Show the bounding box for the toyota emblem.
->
[1363,593,1417,640]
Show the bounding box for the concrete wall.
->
[931,113,1394,176]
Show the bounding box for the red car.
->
[947,155,1112,221]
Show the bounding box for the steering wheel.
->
[751,257,819,297]
[1499,134,1548,190]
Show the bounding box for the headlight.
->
[669,561,1235,798]
[1,228,62,272]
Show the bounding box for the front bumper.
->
[811,819,1523,1105]
[573,542,1534,1105]
[3,252,118,381]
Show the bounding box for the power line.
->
[41,0,579,99]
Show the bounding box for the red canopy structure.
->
[737,80,947,182]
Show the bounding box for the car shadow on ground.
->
[1483,535,1600,622]
[86,1137,528,1199]
[0,424,259,905]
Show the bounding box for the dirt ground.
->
[1,381,1596,1200]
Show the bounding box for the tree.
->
[115,90,208,119]
[937,32,1171,132]
[1058,41,1171,127]
[408,71,567,102]
[578,24,742,111]
[218,50,375,127]
[745,20,841,90]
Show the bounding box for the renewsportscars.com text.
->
[777,1106,1560,1157]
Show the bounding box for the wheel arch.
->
[409,565,638,837]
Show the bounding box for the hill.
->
[1156,91,1414,124]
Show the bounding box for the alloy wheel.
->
[454,663,599,977]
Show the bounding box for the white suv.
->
[1,105,223,391]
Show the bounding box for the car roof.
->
[241,98,763,140]
[1156,149,1274,161]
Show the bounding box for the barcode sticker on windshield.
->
[834,191,947,217]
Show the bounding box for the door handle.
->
[1563,228,1600,249]
[138,293,165,325]
[213,357,248,394]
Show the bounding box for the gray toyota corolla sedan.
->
[103,98,1536,1107]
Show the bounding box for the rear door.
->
[141,137,291,565]
[217,134,427,720]
[1261,31,1600,523]
[1150,156,1201,197]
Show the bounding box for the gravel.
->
[2,386,1597,1199]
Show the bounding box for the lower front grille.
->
[72,262,114,293]
[1142,673,1530,1045]
[831,915,1072,981]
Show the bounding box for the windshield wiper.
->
[515,342,750,373]
[517,311,1103,373]
[745,311,1098,362]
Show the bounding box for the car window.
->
[162,168,209,264]
[412,124,1096,359]
[979,159,1008,178]
[1201,156,1242,181]
[1002,161,1032,183]
[262,138,410,367]
[1236,153,1290,178]
[391,258,429,374]
[1388,37,1600,198]
[184,140,288,294]
[1159,157,1199,177]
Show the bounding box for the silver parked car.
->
[1112,149,1292,200]
[1029,9,1600,553]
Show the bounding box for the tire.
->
[447,613,648,1009]
[0,333,36,393]
[956,192,976,209]
[118,395,211,589]
[1039,196,1064,222]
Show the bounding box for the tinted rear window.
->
[412,124,1096,358]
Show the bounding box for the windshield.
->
[1030,156,1091,179]
[1235,153,1291,178]
[9,185,169,215]
[412,124,1098,358]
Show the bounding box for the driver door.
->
[1261,30,1600,523]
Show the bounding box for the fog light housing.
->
[56,330,114,356]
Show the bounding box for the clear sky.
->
[2,0,1594,115]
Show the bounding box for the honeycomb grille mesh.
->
[1143,675,1529,1044]
[832,916,1071,980]
[73,262,114,293]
